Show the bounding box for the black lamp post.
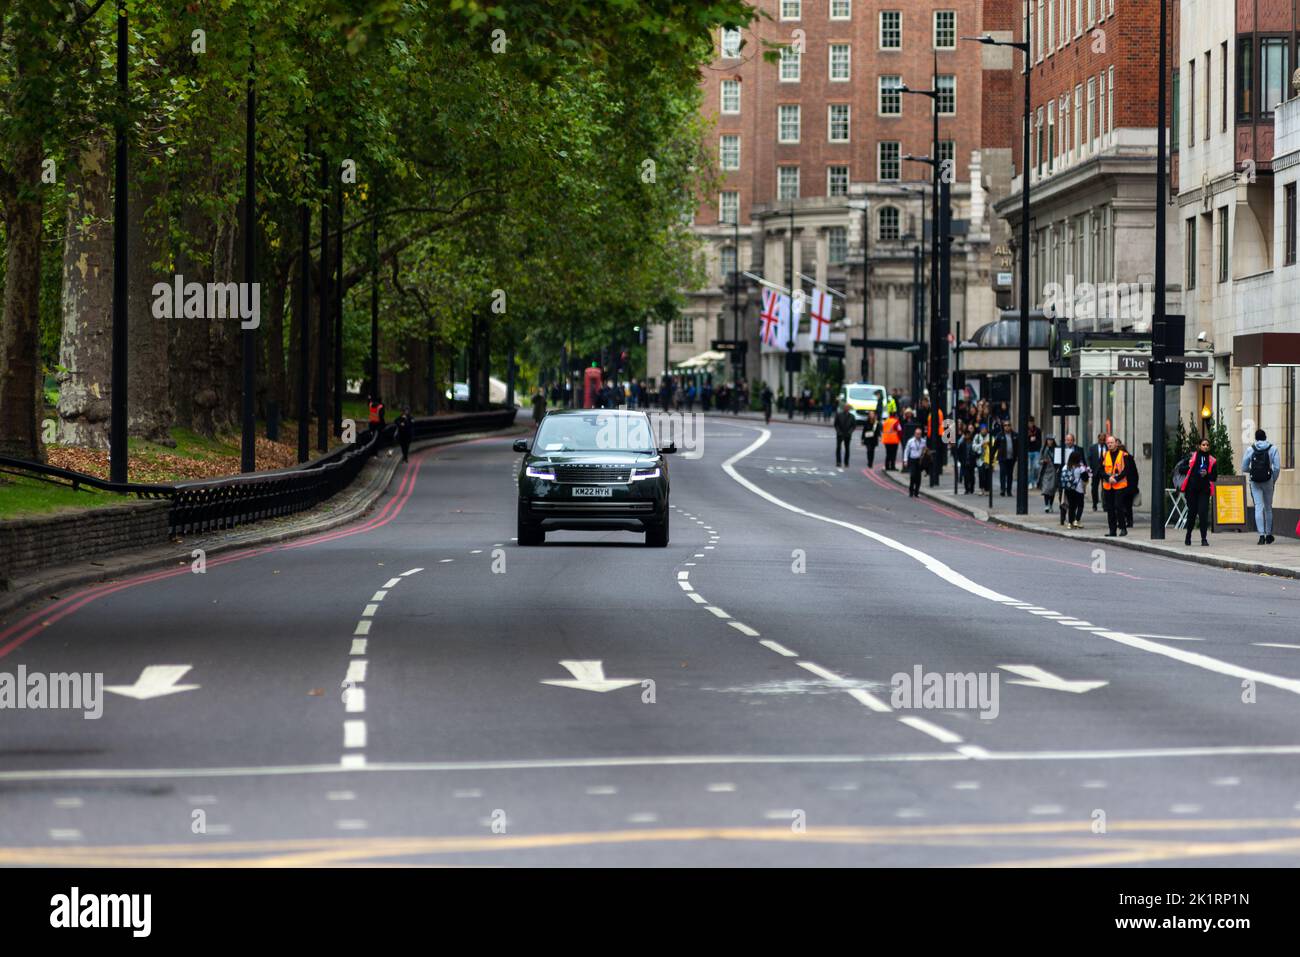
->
[786,199,796,419]
[964,31,1032,516]
[729,213,742,412]
[109,2,129,483]
[1150,0,1169,538]
[902,142,942,466]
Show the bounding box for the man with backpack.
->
[1243,429,1282,545]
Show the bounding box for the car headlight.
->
[526,465,556,480]
[630,466,661,481]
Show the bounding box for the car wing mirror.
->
[659,443,677,454]
[512,439,530,453]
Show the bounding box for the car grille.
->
[553,465,632,484]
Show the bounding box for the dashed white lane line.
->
[335,819,368,831]
[694,553,704,558]
[763,809,800,820]
[728,621,760,637]
[400,568,423,576]
[626,812,659,824]
[759,639,797,657]
[187,795,216,804]
[343,721,367,748]
[53,797,83,808]
[687,593,708,604]
[353,621,372,636]
[49,829,83,841]
[345,660,368,684]
[678,582,695,592]
[827,782,859,792]
[439,559,454,564]
[345,688,366,714]
[1029,804,1064,815]
[350,639,367,656]
[1170,803,1202,814]
[684,562,697,567]
[1255,642,1300,650]
[586,785,618,796]
[471,549,483,554]
[453,789,483,799]
[704,606,731,619]
[205,823,233,835]
[677,571,690,580]
[340,754,366,769]
[383,578,402,588]
[362,604,379,617]
[722,427,1300,700]
[1212,776,1241,786]
[706,783,736,793]
[704,545,715,550]
[952,781,981,791]
[327,791,356,801]
[894,808,925,819]
[897,716,964,745]
[371,590,388,602]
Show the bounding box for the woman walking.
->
[1061,449,1089,528]
[1037,436,1059,513]
[861,410,882,469]
[1180,436,1217,546]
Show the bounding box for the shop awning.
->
[1233,332,1300,367]
[674,350,727,369]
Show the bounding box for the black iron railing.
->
[0,407,517,537]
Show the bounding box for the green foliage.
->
[1166,410,1236,487]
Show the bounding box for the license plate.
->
[572,486,613,498]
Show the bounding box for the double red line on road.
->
[0,435,503,660]
[859,467,971,523]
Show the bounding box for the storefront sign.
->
[1215,476,1248,529]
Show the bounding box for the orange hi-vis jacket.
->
[924,409,944,439]
[1102,449,1129,491]
[882,415,901,445]
[368,401,384,426]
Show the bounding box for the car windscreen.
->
[846,386,881,401]
[534,413,655,452]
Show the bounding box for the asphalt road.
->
[2,414,1298,866]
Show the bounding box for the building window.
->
[778,166,800,200]
[672,316,694,344]
[1036,0,1044,61]
[1186,218,1197,290]
[878,141,901,181]
[829,226,848,264]
[880,11,901,49]
[1188,59,1196,144]
[938,140,955,170]
[1286,184,1297,266]
[827,165,849,197]
[878,206,900,241]
[1221,40,1228,132]
[1262,37,1289,115]
[721,79,740,114]
[936,75,956,115]
[1074,84,1083,157]
[934,11,956,49]
[720,246,737,280]
[721,27,741,59]
[1036,106,1045,174]
[879,75,902,115]
[1237,37,1255,119]
[780,44,801,82]
[719,190,739,224]
[720,135,740,171]
[780,0,801,20]
[1218,205,1229,282]
[828,104,850,142]
[1074,0,1082,37]
[1286,368,1297,469]
[1171,70,1180,150]
[778,104,800,142]
[1203,50,1211,141]
[1086,0,1094,27]
[829,43,851,82]
[831,0,851,19]
[1105,67,1113,138]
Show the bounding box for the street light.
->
[963,31,1032,515]
[902,140,942,471]
[727,212,742,413]
[786,198,796,419]
[897,184,929,403]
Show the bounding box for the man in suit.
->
[1086,432,1108,512]
[995,420,1018,496]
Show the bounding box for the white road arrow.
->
[998,664,1108,695]
[541,660,642,693]
[104,665,200,700]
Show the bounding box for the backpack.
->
[1249,445,1274,484]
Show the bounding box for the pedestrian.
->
[995,420,1018,496]
[862,410,882,468]
[1026,417,1042,488]
[761,385,774,424]
[882,409,902,470]
[973,424,992,492]
[396,407,414,463]
[1061,448,1088,529]
[1057,433,1082,525]
[367,394,385,435]
[531,390,547,428]
[1038,436,1059,513]
[1180,436,1217,547]
[834,402,856,468]
[957,424,977,494]
[1087,432,1107,512]
[903,427,928,498]
[1101,435,1135,537]
[1242,428,1282,545]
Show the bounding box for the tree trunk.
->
[0,141,46,461]
[55,135,114,449]
[126,160,173,442]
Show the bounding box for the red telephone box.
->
[583,367,603,408]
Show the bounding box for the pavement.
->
[1,413,1299,866]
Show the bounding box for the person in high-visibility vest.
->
[881,412,902,471]
[1101,434,1136,537]
[367,396,385,434]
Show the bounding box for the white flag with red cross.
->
[810,288,833,343]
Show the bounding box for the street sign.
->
[784,352,802,372]
[1051,378,1079,417]
[711,339,748,354]
[1072,349,1213,379]
[813,341,846,358]
[1215,476,1248,530]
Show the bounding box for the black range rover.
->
[514,408,674,546]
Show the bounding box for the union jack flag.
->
[759,287,782,346]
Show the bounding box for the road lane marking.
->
[439,559,454,563]
[677,571,690,580]
[383,578,402,588]
[327,791,355,801]
[626,813,659,824]
[353,621,371,636]
[49,829,82,841]
[371,590,388,602]
[350,639,367,656]
[952,781,980,790]
[897,716,963,744]
[53,797,83,808]
[586,786,618,795]
[344,721,367,748]
[1255,642,1300,650]
[335,820,368,830]
[678,582,694,592]
[1132,633,1205,642]
[453,789,483,798]
[1029,805,1064,815]
[401,568,423,576]
[345,688,366,713]
[345,661,368,684]
[340,755,366,769]
[707,783,736,792]
[847,689,894,713]
[687,593,707,604]
[759,639,796,656]
[704,606,731,619]
[721,426,1300,700]
[362,604,379,617]
[727,622,759,637]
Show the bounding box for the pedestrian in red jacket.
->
[1179,437,1217,547]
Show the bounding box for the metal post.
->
[317,152,330,453]
[733,215,742,411]
[109,3,129,484]
[1016,22,1032,516]
[297,130,311,463]
[370,196,379,399]
[333,175,344,435]
[787,202,795,419]
[1150,0,1168,538]
[934,175,952,485]
[240,49,257,473]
